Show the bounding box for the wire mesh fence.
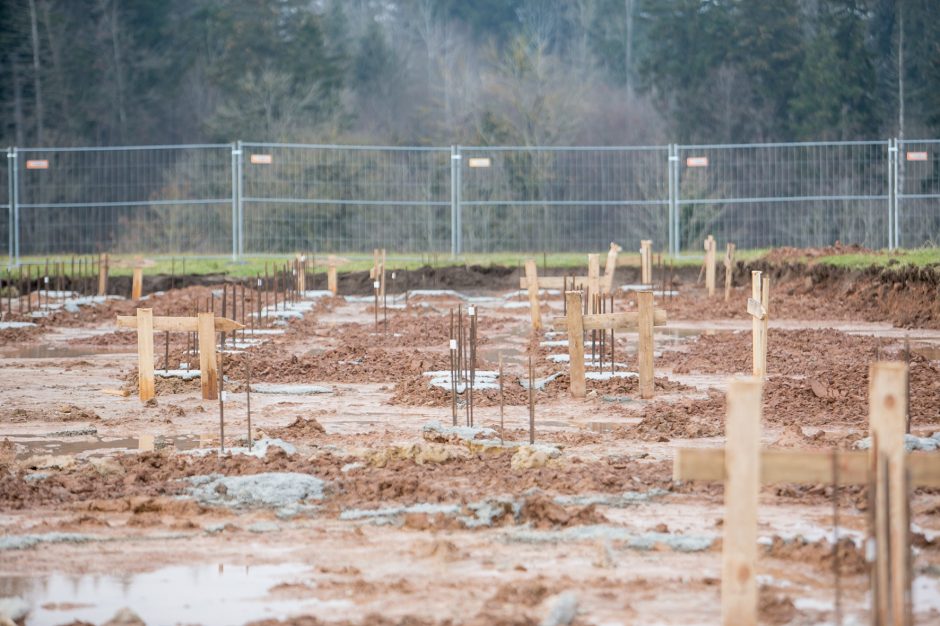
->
[897,139,940,248]
[2,139,936,261]
[240,143,451,254]
[676,141,891,250]
[458,146,669,253]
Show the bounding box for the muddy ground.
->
[0,255,939,626]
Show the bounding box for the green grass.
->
[5,246,938,277]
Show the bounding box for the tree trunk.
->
[28,0,44,145]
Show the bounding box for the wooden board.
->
[136,308,155,402]
[565,291,586,398]
[637,290,654,399]
[524,259,542,331]
[198,312,219,400]
[721,377,762,626]
[117,315,244,333]
[551,309,667,332]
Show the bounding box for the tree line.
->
[1,0,938,150]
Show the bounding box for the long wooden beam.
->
[551,309,667,332]
[117,315,244,333]
[674,447,940,488]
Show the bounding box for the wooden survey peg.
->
[97,253,109,296]
[117,310,244,401]
[704,235,717,297]
[602,242,622,294]
[327,255,338,295]
[556,291,666,398]
[724,243,736,302]
[587,253,600,298]
[747,271,770,377]
[673,363,934,626]
[639,240,653,285]
[524,259,542,331]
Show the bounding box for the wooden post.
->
[721,377,762,626]
[295,254,306,293]
[131,267,143,300]
[198,312,219,400]
[587,253,600,299]
[724,243,736,302]
[136,308,155,402]
[97,253,109,296]
[602,242,621,294]
[640,240,652,285]
[524,259,542,331]
[327,256,338,296]
[705,235,716,297]
[637,290,654,399]
[760,275,769,376]
[749,271,768,378]
[565,291,586,398]
[869,362,910,625]
[380,248,387,299]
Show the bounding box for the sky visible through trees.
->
[1,0,939,148]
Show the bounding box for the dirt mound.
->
[763,535,867,575]
[761,242,874,263]
[518,491,607,528]
[626,392,725,441]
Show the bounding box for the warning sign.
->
[906,151,928,162]
[686,156,708,168]
[468,157,492,168]
[250,154,273,164]
[26,159,49,169]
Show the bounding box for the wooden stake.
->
[869,362,910,625]
[637,290,654,399]
[760,275,770,377]
[528,355,535,444]
[724,243,736,302]
[750,271,766,377]
[97,253,109,296]
[587,253,600,299]
[640,240,652,285]
[198,312,219,400]
[131,266,143,300]
[524,259,542,331]
[565,291,586,398]
[721,377,762,626]
[705,235,716,297]
[136,308,155,402]
[602,242,621,294]
[327,255,338,295]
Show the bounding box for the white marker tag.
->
[179,362,189,369]
[391,272,396,280]
[468,306,476,316]
[449,339,457,350]
[221,391,228,402]
[373,280,380,289]
[257,279,262,287]
[44,276,49,284]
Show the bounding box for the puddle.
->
[0,562,351,626]
[9,435,201,460]
[0,344,133,359]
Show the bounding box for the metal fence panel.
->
[459,146,670,253]
[1,151,8,261]
[241,143,451,254]
[676,142,891,250]
[16,145,233,256]
[898,139,940,248]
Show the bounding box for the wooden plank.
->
[603,242,621,294]
[675,447,939,488]
[760,276,770,377]
[519,276,587,289]
[97,253,108,297]
[198,312,219,400]
[327,255,338,295]
[869,362,909,625]
[724,243,736,302]
[136,308,155,402]
[117,315,244,333]
[524,259,542,331]
[721,377,762,626]
[131,267,143,300]
[751,271,763,377]
[588,253,600,298]
[637,290,654,399]
[640,240,652,285]
[551,309,667,331]
[705,235,716,297]
[746,298,766,320]
[565,291,586,398]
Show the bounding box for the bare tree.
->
[28,0,44,145]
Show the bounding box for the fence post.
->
[669,144,680,256]
[450,145,462,257]
[893,138,901,249]
[887,139,897,250]
[9,147,18,265]
[230,143,240,261]
[6,147,13,265]
[236,140,244,257]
